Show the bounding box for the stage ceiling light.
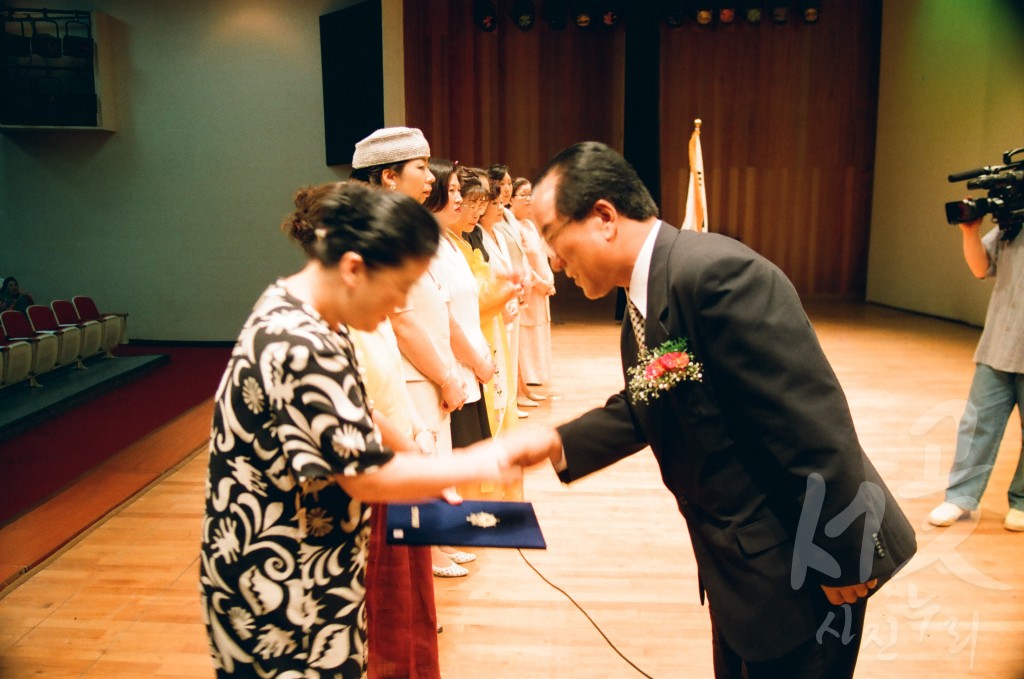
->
[572,1,595,28]
[801,0,820,23]
[473,0,498,31]
[743,0,764,24]
[719,2,738,24]
[770,1,789,24]
[600,2,622,28]
[512,0,536,30]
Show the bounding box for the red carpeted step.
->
[0,344,231,526]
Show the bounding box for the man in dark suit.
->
[512,142,917,677]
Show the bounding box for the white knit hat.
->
[351,127,431,169]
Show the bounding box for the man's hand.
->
[821,579,878,605]
[958,215,984,234]
[496,427,564,468]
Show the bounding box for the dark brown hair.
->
[423,158,458,214]
[281,181,439,269]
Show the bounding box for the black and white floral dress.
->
[200,282,393,678]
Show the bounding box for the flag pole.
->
[684,118,708,232]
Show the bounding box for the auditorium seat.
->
[52,299,104,359]
[1,310,59,386]
[0,337,34,387]
[26,305,84,369]
[73,295,127,346]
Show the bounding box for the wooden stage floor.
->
[0,301,1021,678]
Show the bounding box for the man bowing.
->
[514,142,917,678]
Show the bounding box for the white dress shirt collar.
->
[627,220,663,318]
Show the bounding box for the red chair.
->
[0,310,59,385]
[26,304,84,368]
[52,299,104,358]
[73,295,127,346]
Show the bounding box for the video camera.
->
[945,148,1024,235]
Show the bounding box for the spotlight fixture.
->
[743,0,764,24]
[512,0,536,31]
[719,6,737,24]
[600,2,622,28]
[544,0,568,30]
[473,0,498,31]
[801,0,820,23]
[572,1,595,28]
[770,1,789,24]
[695,4,714,26]
[662,0,686,28]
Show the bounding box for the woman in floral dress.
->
[199,181,521,677]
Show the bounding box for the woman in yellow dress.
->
[429,162,520,501]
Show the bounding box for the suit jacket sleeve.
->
[555,325,649,483]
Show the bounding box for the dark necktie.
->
[627,295,646,348]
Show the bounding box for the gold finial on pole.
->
[694,118,702,133]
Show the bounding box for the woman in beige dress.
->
[510,177,554,391]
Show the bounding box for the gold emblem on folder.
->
[466,512,500,528]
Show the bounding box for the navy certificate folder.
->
[385,500,547,549]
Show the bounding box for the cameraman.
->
[929,210,1024,531]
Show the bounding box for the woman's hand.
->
[440,375,467,412]
[414,429,437,456]
[473,353,495,384]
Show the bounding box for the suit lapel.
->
[644,222,681,349]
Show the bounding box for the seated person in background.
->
[0,277,34,314]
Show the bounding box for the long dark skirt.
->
[449,397,492,447]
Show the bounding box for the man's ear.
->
[337,251,366,287]
[593,198,619,241]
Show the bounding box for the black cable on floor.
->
[517,548,655,679]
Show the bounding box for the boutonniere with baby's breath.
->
[627,338,703,404]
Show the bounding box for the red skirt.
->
[365,503,442,679]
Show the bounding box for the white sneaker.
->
[928,502,968,526]
[1004,508,1024,532]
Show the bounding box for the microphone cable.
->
[516,548,655,679]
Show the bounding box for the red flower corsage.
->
[628,338,703,403]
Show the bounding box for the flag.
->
[683,119,708,232]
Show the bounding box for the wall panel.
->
[404,0,882,299]
[659,1,883,297]
[402,0,625,178]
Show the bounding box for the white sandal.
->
[442,549,477,564]
[432,563,469,578]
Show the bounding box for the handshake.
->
[463,427,564,486]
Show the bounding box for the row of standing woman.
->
[199,126,555,678]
